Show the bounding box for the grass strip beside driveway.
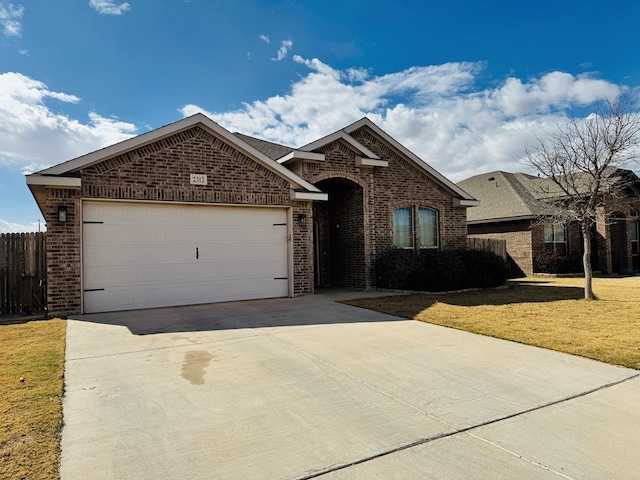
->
[0,318,66,480]
[344,276,640,370]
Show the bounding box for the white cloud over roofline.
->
[0,57,627,185]
[0,72,137,173]
[181,57,624,182]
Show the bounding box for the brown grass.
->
[344,276,640,369]
[0,318,66,480]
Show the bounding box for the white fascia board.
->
[453,198,480,207]
[35,113,323,195]
[26,174,82,188]
[343,117,477,202]
[291,190,329,201]
[37,115,208,175]
[355,156,388,168]
[299,131,381,160]
[277,150,326,164]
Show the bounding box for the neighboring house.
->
[27,114,478,314]
[458,170,640,277]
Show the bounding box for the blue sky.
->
[1,0,639,231]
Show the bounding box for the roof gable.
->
[344,118,478,203]
[26,114,327,212]
[34,114,320,192]
[298,130,381,160]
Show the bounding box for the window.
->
[418,207,439,248]
[544,223,567,256]
[393,206,440,249]
[631,220,639,256]
[393,207,413,248]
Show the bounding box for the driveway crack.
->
[259,330,639,480]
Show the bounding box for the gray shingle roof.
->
[233,133,294,160]
[458,168,640,223]
[458,171,548,223]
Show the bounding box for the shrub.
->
[409,249,465,292]
[375,248,419,289]
[375,248,508,292]
[459,249,509,288]
[534,251,583,274]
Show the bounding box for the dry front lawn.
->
[0,318,66,480]
[344,276,640,369]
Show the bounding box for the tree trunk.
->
[582,221,595,300]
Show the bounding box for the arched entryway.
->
[313,178,366,289]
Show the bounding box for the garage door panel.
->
[85,257,287,289]
[83,202,289,313]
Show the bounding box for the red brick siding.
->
[45,126,315,314]
[468,220,534,276]
[45,188,82,315]
[470,220,587,276]
[291,201,314,295]
[44,123,469,311]
[81,127,291,206]
[300,126,469,288]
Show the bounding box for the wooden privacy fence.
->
[0,233,47,315]
[468,236,507,262]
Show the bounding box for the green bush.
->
[375,248,419,289]
[459,249,509,288]
[534,251,583,274]
[409,249,465,292]
[375,248,508,292]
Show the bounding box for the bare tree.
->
[525,95,640,299]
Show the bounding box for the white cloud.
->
[488,72,620,117]
[0,2,24,37]
[180,57,625,182]
[259,34,270,44]
[0,219,44,233]
[89,0,130,15]
[272,39,293,61]
[0,72,137,173]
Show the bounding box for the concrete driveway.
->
[60,291,640,479]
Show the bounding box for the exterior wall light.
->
[58,206,68,222]
[296,213,307,227]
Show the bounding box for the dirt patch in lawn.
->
[343,276,640,369]
[0,317,66,480]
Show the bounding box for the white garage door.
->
[82,201,289,313]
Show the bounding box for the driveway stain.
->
[181,350,214,385]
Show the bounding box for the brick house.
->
[26,114,478,314]
[458,170,640,276]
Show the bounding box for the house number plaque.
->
[190,174,207,185]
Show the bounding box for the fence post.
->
[0,232,47,315]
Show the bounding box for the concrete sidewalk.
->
[60,293,640,479]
